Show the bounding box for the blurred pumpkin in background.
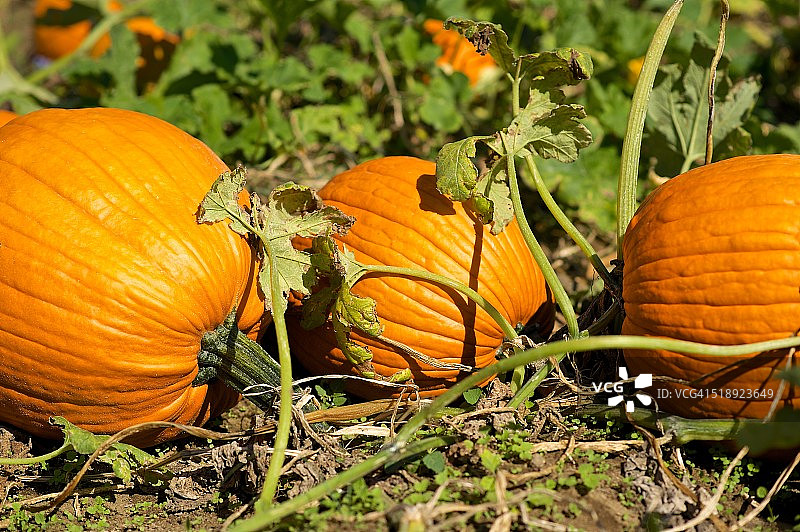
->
[34,0,178,86]
[423,19,498,86]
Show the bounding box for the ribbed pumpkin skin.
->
[423,19,496,86]
[0,110,18,128]
[288,157,554,398]
[0,108,267,445]
[622,154,800,418]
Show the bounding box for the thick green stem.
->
[617,0,684,258]
[510,61,522,115]
[26,0,155,86]
[254,244,295,513]
[194,314,281,412]
[361,263,517,340]
[578,404,751,446]
[233,333,800,527]
[0,442,71,466]
[522,156,613,287]
[502,134,579,339]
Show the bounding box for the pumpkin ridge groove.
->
[3,118,242,335]
[0,199,213,338]
[337,234,514,336]
[0,167,209,336]
[338,213,520,324]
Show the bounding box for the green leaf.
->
[149,1,225,33]
[537,146,621,233]
[462,387,483,405]
[422,451,446,474]
[480,449,502,473]
[577,463,607,490]
[470,172,513,235]
[94,24,139,100]
[343,11,373,51]
[256,183,355,313]
[443,18,516,75]
[418,75,467,133]
[50,417,156,484]
[334,289,383,338]
[435,136,493,201]
[519,48,593,87]
[197,167,250,236]
[487,89,592,164]
[646,32,761,176]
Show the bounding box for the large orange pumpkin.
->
[0,110,17,128]
[287,157,554,398]
[0,108,268,445]
[623,154,800,419]
[423,19,497,86]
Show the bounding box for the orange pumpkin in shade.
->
[287,157,554,398]
[0,110,17,127]
[623,155,800,419]
[423,19,497,86]
[34,0,178,85]
[0,108,269,445]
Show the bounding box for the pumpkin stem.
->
[377,334,476,373]
[360,263,518,340]
[616,0,684,258]
[520,155,616,291]
[194,312,283,413]
[500,131,580,339]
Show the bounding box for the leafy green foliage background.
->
[2,0,799,236]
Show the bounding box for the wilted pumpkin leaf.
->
[519,48,593,87]
[201,172,354,315]
[335,288,383,339]
[300,286,336,330]
[487,89,592,164]
[261,183,354,239]
[470,171,514,234]
[197,166,250,236]
[435,135,492,201]
[443,18,515,74]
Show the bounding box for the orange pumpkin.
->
[34,0,178,84]
[0,108,268,445]
[0,110,17,127]
[623,154,800,419]
[287,157,554,398]
[423,19,497,86]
